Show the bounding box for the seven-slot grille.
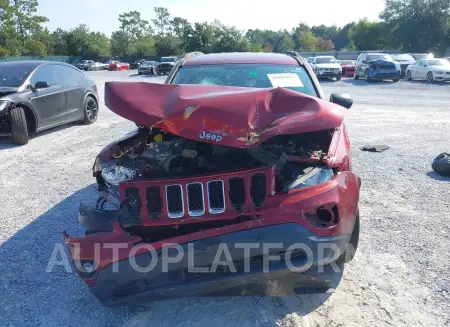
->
[119,168,272,220]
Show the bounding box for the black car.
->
[130,59,145,69]
[155,62,175,75]
[0,61,99,145]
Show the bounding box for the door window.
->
[56,65,84,86]
[30,65,59,86]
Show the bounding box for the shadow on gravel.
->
[342,79,399,86]
[426,171,450,181]
[407,80,450,87]
[0,184,344,326]
[0,123,81,150]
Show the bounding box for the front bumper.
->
[315,71,341,78]
[434,73,450,81]
[64,168,360,305]
[368,69,398,80]
[138,68,153,74]
[65,223,351,306]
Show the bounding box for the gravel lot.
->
[0,70,449,327]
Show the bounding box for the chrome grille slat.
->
[207,180,225,214]
[186,182,205,217]
[165,184,184,218]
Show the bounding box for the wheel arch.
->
[14,102,38,132]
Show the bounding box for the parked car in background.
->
[309,56,342,81]
[76,60,94,71]
[65,52,360,306]
[405,58,450,82]
[109,61,130,71]
[154,61,175,75]
[0,61,99,145]
[88,62,106,71]
[138,61,158,75]
[339,60,356,77]
[130,59,145,69]
[409,53,434,60]
[391,54,416,78]
[354,53,399,82]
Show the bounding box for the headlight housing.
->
[101,165,136,185]
[288,167,334,190]
[0,100,11,113]
[435,71,444,74]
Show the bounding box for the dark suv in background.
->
[354,52,400,82]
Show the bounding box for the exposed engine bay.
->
[98,127,335,194]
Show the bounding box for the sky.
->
[37,0,386,36]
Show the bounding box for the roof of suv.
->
[183,52,298,66]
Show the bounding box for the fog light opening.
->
[316,208,333,224]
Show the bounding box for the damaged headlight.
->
[288,167,334,190]
[0,100,11,113]
[101,165,136,185]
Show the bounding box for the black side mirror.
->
[34,81,50,89]
[330,93,353,109]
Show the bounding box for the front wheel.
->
[353,71,359,80]
[82,96,98,124]
[336,75,342,81]
[364,70,371,82]
[393,78,399,82]
[407,71,412,80]
[426,72,434,83]
[9,106,29,145]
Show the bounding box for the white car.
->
[405,58,450,82]
[308,56,342,81]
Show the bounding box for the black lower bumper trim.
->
[86,223,351,305]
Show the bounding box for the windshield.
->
[340,60,355,65]
[0,65,33,87]
[367,54,392,61]
[143,61,156,65]
[172,64,318,98]
[391,54,415,62]
[315,57,337,64]
[161,57,175,62]
[428,59,449,66]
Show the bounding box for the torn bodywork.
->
[64,82,360,305]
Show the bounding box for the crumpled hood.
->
[367,59,396,68]
[105,82,346,148]
[0,86,18,97]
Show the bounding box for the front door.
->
[56,65,85,121]
[29,64,66,129]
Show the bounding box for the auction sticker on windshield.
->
[267,73,304,88]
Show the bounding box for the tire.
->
[426,72,434,83]
[150,68,154,74]
[364,70,371,82]
[393,78,399,82]
[354,71,359,80]
[336,75,342,81]
[9,106,29,145]
[138,72,142,75]
[82,96,98,124]
[407,71,412,81]
[335,209,360,265]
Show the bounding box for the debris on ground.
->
[432,152,450,177]
[360,144,391,152]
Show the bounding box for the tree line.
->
[0,0,449,58]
